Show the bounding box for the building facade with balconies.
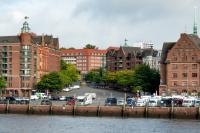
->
[0,20,60,97]
[106,46,143,71]
[159,33,200,96]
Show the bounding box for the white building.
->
[134,42,154,49]
[142,50,161,71]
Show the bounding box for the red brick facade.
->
[106,46,143,71]
[0,23,60,97]
[61,49,107,75]
[159,33,200,96]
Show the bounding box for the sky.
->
[0,0,200,50]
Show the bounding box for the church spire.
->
[193,6,198,35]
[21,16,31,33]
[124,38,128,47]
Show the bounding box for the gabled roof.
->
[187,34,200,49]
[121,46,141,55]
[160,42,176,64]
[0,36,21,43]
[0,34,59,49]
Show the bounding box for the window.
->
[192,73,198,78]
[183,64,188,69]
[192,64,197,69]
[182,81,187,86]
[182,73,187,78]
[172,73,177,78]
[173,81,178,86]
[22,45,30,50]
[192,81,198,86]
[192,55,197,61]
[172,56,177,61]
[172,64,178,69]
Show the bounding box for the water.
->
[0,114,200,133]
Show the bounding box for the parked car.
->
[182,98,196,107]
[126,98,136,106]
[30,95,39,100]
[71,85,80,89]
[160,97,172,107]
[172,98,183,107]
[19,97,30,104]
[136,98,146,107]
[66,96,76,105]
[36,93,48,99]
[41,99,52,105]
[148,98,160,107]
[105,97,117,106]
[76,95,92,106]
[63,87,72,92]
[51,95,60,101]
[194,99,200,107]
[5,96,19,104]
[117,98,126,106]
[59,96,66,101]
[84,93,96,99]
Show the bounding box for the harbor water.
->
[0,114,200,133]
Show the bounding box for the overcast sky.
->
[0,0,200,49]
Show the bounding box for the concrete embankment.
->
[0,104,200,119]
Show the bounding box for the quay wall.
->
[0,104,200,119]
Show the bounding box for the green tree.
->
[0,77,6,89]
[67,47,75,50]
[60,59,67,70]
[0,77,6,95]
[132,64,160,94]
[37,72,64,92]
[60,60,80,86]
[104,71,117,84]
[116,70,134,87]
[84,44,96,49]
[59,47,67,50]
[132,86,143,93]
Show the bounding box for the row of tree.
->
[85,64,160,94]
[60,44,97,50]
[36,60,80,92]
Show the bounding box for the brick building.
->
[159,33,200,96]
[61,49,107,75]
[0,20,60,97]
[106,46,159,71]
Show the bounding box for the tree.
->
[60,60,80,86]
[60,59,67,70]
[84,44,96,49]
[0,77,6,89]
[132,64,160,94]
[116,70,134,89]
[37,72,64,92]
[67,47,75,50]
[0,77,6,93]
[59,47,67,50]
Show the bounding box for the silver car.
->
[194,99,200,107]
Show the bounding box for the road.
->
[31,85,133,106]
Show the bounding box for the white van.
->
[182,98,196,107]
[84,93,96,99]
[76,95,92,106]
